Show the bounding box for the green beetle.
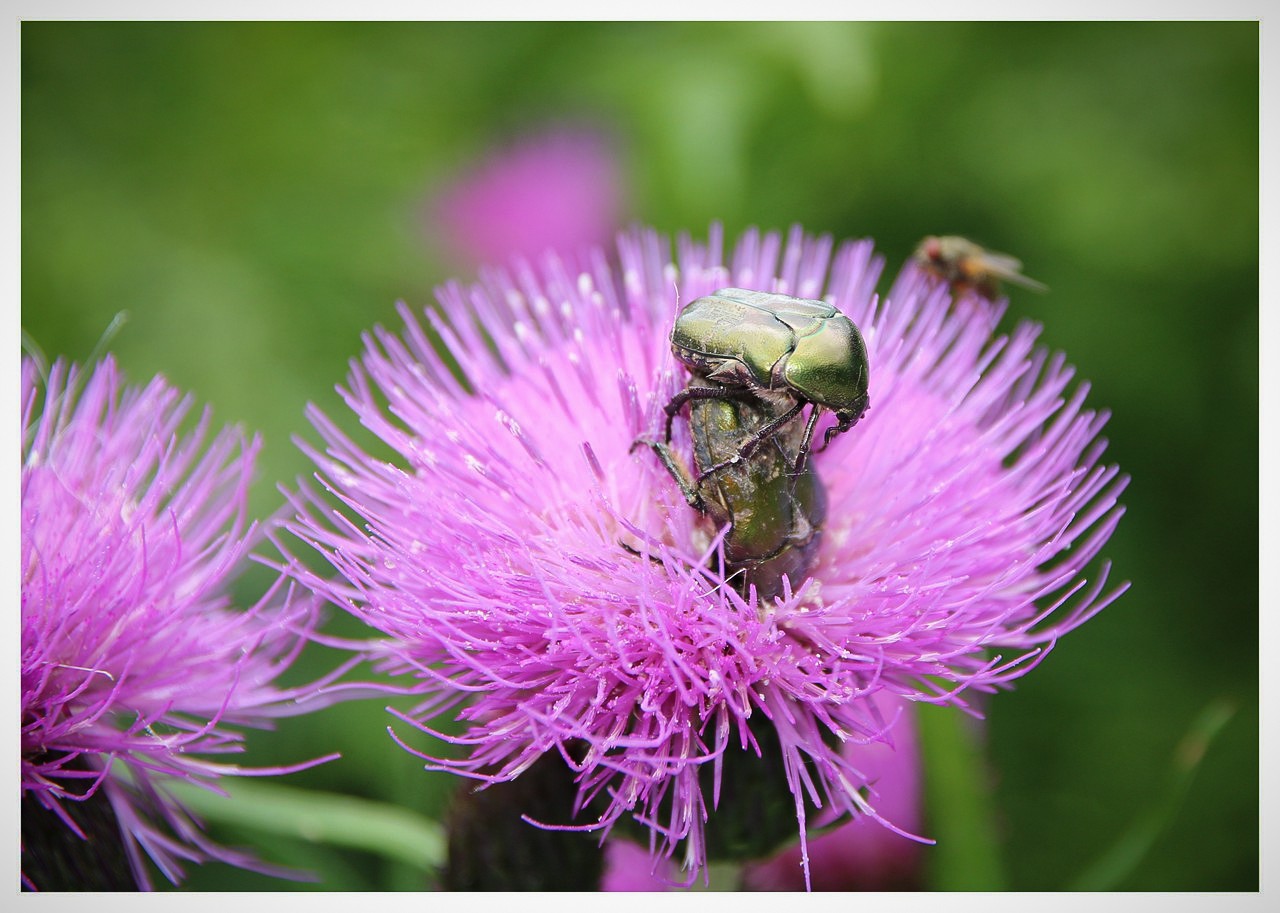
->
[664,287,870,474]
[644,374,826,602]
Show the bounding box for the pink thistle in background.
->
[429,129,624,270]
[741,692,924,890]
[601,839,677,891]
[21,356,354,890]
[282,224,1127,888]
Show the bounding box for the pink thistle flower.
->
[282,224,1128,888]
[429,129,623,270]
[21,356,354,890]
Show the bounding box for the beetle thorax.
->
[750,386,800,412]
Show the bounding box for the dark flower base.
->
[442,752,605,890]
[22,789,136,891]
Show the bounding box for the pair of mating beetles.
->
[641,238,1040,601]
[640,287,870,602]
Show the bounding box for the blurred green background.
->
[21,21,1258,891]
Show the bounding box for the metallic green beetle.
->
[645,374,826,602]
[664,287,870,474]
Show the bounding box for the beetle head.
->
[780,314,869,416]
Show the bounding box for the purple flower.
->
[21,356,350,890]
[428,128,623,270]
[283,224,1128,887]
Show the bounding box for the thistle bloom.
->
[21,356,350,890]
[283,225,1127,887]
[428,128,623,269]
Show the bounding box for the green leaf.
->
[168,778,445,872]
[1069,698,1237,891]
[916,704,1007,890]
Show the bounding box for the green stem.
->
[168,778,445,872]
[916,704,1007,890]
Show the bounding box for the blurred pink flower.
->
[601,839,676,891]
[430,129,624,269]
[742,693,924,891]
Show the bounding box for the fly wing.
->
[976,250,1048,292]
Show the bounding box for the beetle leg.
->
[790,406,824,475]
[819,417,849,452]
[637,438,705,511]
[695,399,806,481]
[662,384,754,441]
[818,401,867,452]
[819,394,870,453]
[618,540,666,567]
